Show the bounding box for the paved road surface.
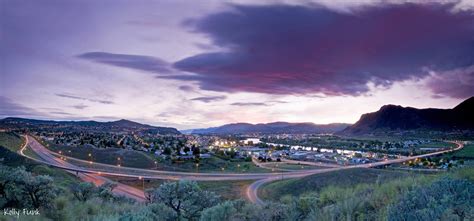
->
[20,136,146,201]
[281,158,342,168]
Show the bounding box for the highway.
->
[20,135,463,205]
[19,136,146,201]
[246,141,464,205]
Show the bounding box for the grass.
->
[450,164,474,181]
[0,132,24,152]
[264,163,328,170]
[23,145,44,161]
[0,132,79,185]
[157,157,270,173]
[450,144,474,159]
[198,180,254,200]
[259,168,417,201]
[47,143,157,169]
[104,176,254,200]
[415,141,456,149]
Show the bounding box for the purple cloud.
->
[0,96,43,117]
[168,3,474,97]
[71,104,88,110]
[426,65,474,99]
[231,102,268,106]
[50,111,74,116]
[178,85,194,92]
[56,93,114,104]
[190,95,226,103]
[78,52,173,74]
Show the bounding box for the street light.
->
[117,157,121,168]
[139,176,144,190]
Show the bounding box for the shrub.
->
[145,180,220,220]
[388,178,474,221]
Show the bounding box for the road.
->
[20,135,463,205]
[246,141,464,205]
[19,136,146,201]
[281,158,342,168]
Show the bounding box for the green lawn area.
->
[158,156,270,173]
[0,132,79,185]
[198,180,254,200]
[451,144,474,159]
[105,176,253,200]
[261,162,328,170]
[47,143,157,169]
[415,141,456,149]
[259,168,416,201]
[0,132,24,152]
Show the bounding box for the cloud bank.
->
[168,3,474,97]
[78,52,173,74]
[190,95,226,103]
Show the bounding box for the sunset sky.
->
[1,0,473,129]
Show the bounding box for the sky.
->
[1,0,474,130]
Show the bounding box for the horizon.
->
[2,0,474,130]
[2,95,471,130]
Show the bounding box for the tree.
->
[0,165,21,208]
[71,182,96,202]
[192,146,201,157]
[119,203,177,221]
[70,181,117,202]
[21,175,56,208]
[146,180,220,220]
[200,200,237,221]
[227,149,236,158]
[184,146,190,153]
[258,202,290,221]
[97,182,117,200]
[163,147,172,155]
[3,166,57,209]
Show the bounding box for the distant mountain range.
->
[0,118,180,134]
[341,96,474,135]
[185,122,351,134]
[2,97,473,136]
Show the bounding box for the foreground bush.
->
[1,166,57,209]
[388,178,474,221]
[145,180,220,221]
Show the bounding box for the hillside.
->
[189,122,350,134]
[341,97,474,135]
[0,117,180,134]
